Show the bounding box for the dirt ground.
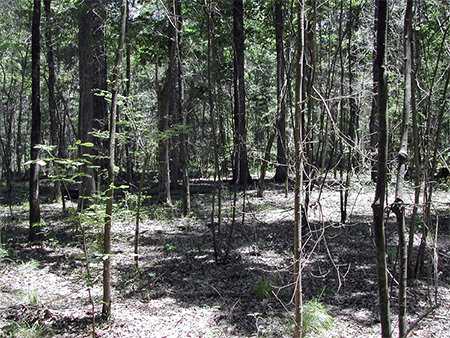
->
[1,178,450,337]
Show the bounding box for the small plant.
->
[20,288,40,305]
[153,205,176,223]
[302,299,335,337]
[18,260,40,275]
[251,279,271,300]
[164,243,177,254]
[0,246,8,259]
[4,320,50,338]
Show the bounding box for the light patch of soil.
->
[1,179,450,337]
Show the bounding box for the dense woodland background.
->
[1,0,450,337]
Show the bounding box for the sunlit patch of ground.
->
[1,179,450,337]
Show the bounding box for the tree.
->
[175,0,190,215]
[29,0,42,243]
[92,0,108,135]
[392,2,414,336]
[44,0,62,203]
[102,0,128,320]
[293,2,306,337]
[273,0,287,183]
[232,0,252,187]
[371,0,391,337]
[157,0,176,205]
[78,0,96,204]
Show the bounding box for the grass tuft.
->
[302,299,335,337]
[251,279,271,300]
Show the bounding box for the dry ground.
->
[1,178,450,337]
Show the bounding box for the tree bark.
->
[29,0,42,242]
[44,0,62,203]
[175,0,190,215]
[92,0,108,192]
[294,3,305,337]
[232,0,252,187]
[393,2,413,336]
[102,0,128,320]
[205,0,223,262]
[78,0,96,205]
[157,0,177,205]
[273,0,287,183]
[371,1,391,337]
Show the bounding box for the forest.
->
[1,0,450,337]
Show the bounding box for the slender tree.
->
[102,0,128,319]
[232,0,252,186]
[293,2,306,337]
[392,2,414,336]
[175,0,190,215]
[157,0,176,205]
[44,0,62,202]
[29,0,42,242]
[78,0,96,204]
[205,0,223,262]
[371,0,391,337]
[273,0,287,183]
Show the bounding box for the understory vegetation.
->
[1,177,449,337]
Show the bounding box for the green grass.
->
[19,288,40,305]
[18,260,40,274]
[251,279,271,300]
[302,299,335,337]
[2,321,51,338]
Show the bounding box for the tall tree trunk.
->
[176,0,190,215]
[16,48,29,179]
[408,30,420,280]
[415,25,450,278]
[338,0,347,224]
[102,0,127,320]
[29,0,42,242]
[232,0,251,187]
[273,0,287,183]
[369,2,379,183]
[44,0,62,203]
[205,0,223,262]
[78,0,96,205]
[92,0,108,192]
[393,3,414,336]
[416,67,450,278]
[294,3,305,337]
[371,1,391,337]
[92,0,108,131]
[125,41,133,183]
[157,0,176,205]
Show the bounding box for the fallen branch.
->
[404,303,440,337]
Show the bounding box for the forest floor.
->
[1,176,450,337]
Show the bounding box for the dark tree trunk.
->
[44,0,62,203]
[206,0,223,262]
[273,0,287,183]
[78,0,96,204]
[92,0,108,190]
[232,0,252,187]
[29,0,42,242]
[369,2,379,183]
[92,0,108,132]
[102,0,127,320]
[371,1,391,337]
[393,3,414,336]
[125,42,133,183]
[157,0,178,205]
[175,0,190,215]
[294,3,306,337]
